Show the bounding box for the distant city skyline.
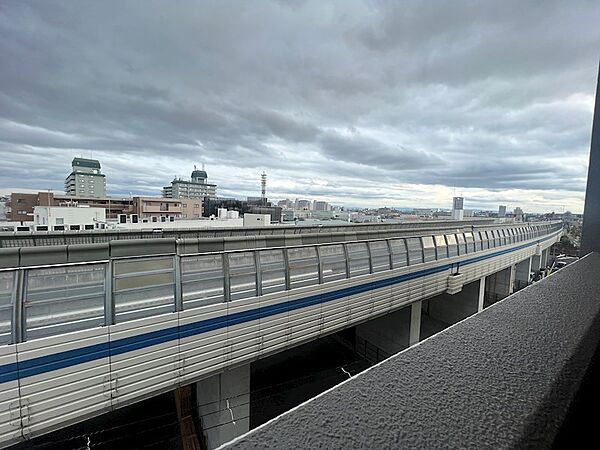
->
[1,1,598,214]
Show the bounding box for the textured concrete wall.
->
[196,364,250,449]
[224,253,600,449]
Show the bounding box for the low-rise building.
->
[33,205,106,230]
[6,192,134,221]
[133,196,182,222]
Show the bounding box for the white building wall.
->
[34,206,106,226]
[243,213,271,227]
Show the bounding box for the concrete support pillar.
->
[409,301,422,346]
[477,277,485,312]
[508,265,516,295]
[531,254,542,272]
[196,364,251,449]
[541,248,549,268]
[355,306,411,361]
[514,258,532,292]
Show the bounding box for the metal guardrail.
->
[0,219,497,248]
[0,223,562,345]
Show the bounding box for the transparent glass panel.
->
[25,264,105,339]
[0,271,15,344]
[508,228,516,244]
[347,242,370,277]
[287,247,319,288]
[114,257,173,275]
[483,231,493,248]
[389,239,408,268]
[456,233,467,254]
[495,229,503,246]
[113,256,175,322]
[444,234,457,258]
[513,228,520,242]
[369,241,390,273]
[406,238,423,265]
[320,245,347,282]
[421,236,436,262]
[464,232,475,252]
[480,231,490,249]
[499,229,507,246]
[228,252,257,301]
[181,254,224,309]
[473,231,482,251]
[258,249,286,294]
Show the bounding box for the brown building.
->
[6,193,39,222]
[7,192,134,222]
[180,200,203,219]
[132,197,183,222]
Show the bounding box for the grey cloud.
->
[0,0,598,213]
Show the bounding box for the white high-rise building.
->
[451,196,464,221]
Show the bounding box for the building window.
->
[194,204,200,208]
[182,203,187,207]
[56,218,64,224]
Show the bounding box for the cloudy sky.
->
[0,1,598,213]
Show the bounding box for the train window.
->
[287,247,319,288]
[406,238,424,265]
[389,239,408,268]
[320,244,347,282]
[0,271,15,344]
[24,264,106,339]
[228,252,257,301]
[369,241,390,273]
[181,254,224,309]
[444,234,456,257]
[347,242,370,277]
[258,249,286,294]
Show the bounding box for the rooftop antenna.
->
[202,162,205,171]
[261,171,267,201]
